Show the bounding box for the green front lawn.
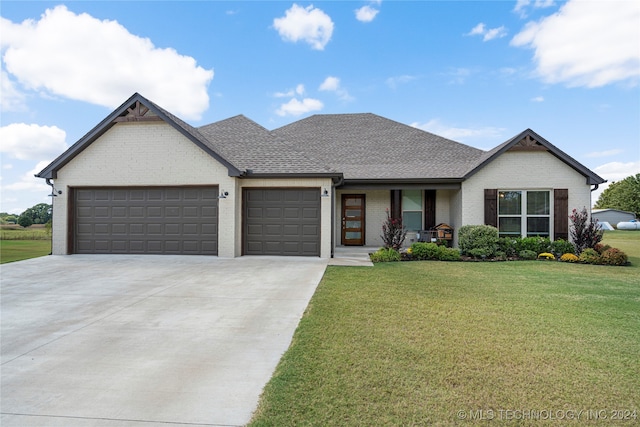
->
[0,240,51,264]
[250,232,640,426]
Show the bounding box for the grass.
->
[249,231,640,426]
[0,225,51,263]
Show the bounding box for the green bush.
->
[550,239,575,257]
[410,242,441,260]
[370,248,401,262]
[458,225,499,258]
[497,237,517,257]
[438,247,461,261]
[599,248,628,266]
[518,250,538,260]
[579,248,601,264]
[515,236,551,255]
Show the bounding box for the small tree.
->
[380,209,407,251]
[569,207,603,254]
[18,214,33,228]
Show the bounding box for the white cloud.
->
[511,0,640,87]
[411,119,506,145]
[514,0,556,18]
[447,68,472,85]
[1,6,213,120]
[0,123,67,161]
[319,76,340,91]
[467,23,507,41]
[273,4,334,50]
[531,96,545,102]
[586,149,624,158]
[274,84,306,98]
[276,98,323,117]
[386,75,416,89]
[319,76,353,101]
[355,5,379,23]
[1,70,27,112]
[592,160,640,202]
[2,160,52,192]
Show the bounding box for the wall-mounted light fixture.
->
[219,190,229,199]
[45,178,62,197]
[321,188,330,197]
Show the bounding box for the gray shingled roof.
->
[271,113,485,180]
[198,116,337,175]
[37,93,604,185]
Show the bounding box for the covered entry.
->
[243,188,321,256]
[73,187,218,255]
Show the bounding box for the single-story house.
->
[592,209,636,225]
[37,93,606,258]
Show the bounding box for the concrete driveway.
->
[1,255,328,427]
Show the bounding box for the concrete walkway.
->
[1,255,328,427]
[328,246,375,267]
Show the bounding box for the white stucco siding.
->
[461,151,592,233]
[237,178,334,258]
[51,122,237,256]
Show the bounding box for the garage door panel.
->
[147,207,163,217]
[265,207,282,218]
[303,208,319,219]
[94,207,110,218]
[112,207,127,217]
[183,206,199,217]
[74,187,218,255]
[243,188,320,256]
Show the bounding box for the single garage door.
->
[244,188,321,256]
[74,187,218,255]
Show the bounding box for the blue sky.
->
[2,0,639,215]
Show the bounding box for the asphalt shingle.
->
[271,113,485,180]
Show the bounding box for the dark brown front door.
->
[342,194,365,245]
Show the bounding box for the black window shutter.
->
[424,190,436,230]
[554,189,569,240]
[484,189,498,227]
[390,190,402,219]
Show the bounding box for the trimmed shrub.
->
[370,248,401,262]
[518,250,538,260]
[410,242,441,260]
[560,253,580,263]
[550,239,575,257]
[599,248,628,266]
[438,247,461,261]
[579,248,601,264]
[594,243,612,255]
[515,236,551,255]
[458,225,499,258]
[537,252,556,260]
[497,238,518,257]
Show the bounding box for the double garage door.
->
[73,187,321,256]
[74,187,218,255]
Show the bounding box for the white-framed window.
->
[498,190,550,237]
[402,190,423,232]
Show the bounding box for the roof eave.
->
[463,129,606,185]
[36,93,243,179]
